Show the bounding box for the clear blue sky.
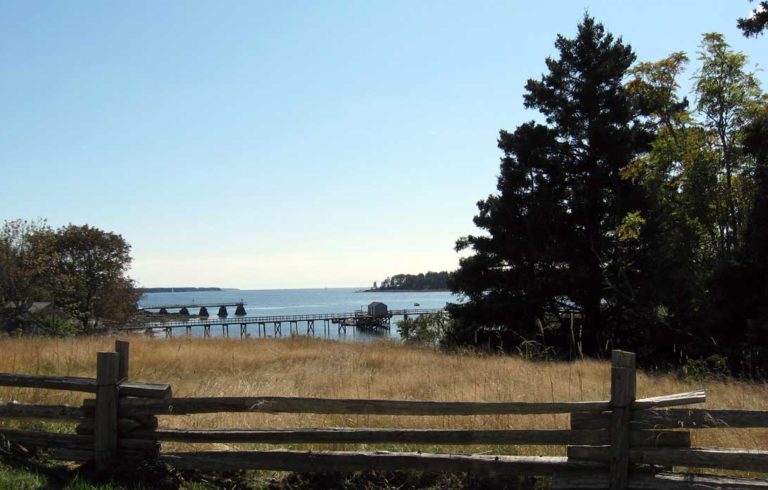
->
[1,1,766,289]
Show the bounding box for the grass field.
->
[0,335,766,487]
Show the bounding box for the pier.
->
[120,309,440,338]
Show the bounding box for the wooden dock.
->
[119,309,441,338]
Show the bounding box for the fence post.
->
[95,351,119,476]
[609,350,636,489]
[115,340,130,382]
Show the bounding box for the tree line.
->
[0,220,139,335]
[445,12,768,376]
[372,271,449,291]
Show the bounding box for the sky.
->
[1,1,766,289]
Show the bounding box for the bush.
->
[681,354,731,381]
[397,312,450,346]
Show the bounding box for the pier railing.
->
[117,308,442,338]
[1,341,767,488]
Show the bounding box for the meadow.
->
[0,335,766,486]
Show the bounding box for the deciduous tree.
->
[694,33,764,256]
[605,35,765,368]
[50,224,138,330]
[0,219,53,331]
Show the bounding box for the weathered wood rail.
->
[0,342,766,489]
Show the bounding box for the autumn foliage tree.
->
[0,221,139,333]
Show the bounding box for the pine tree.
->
[738,1,768,37]
[448,16,654,355]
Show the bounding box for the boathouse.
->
[367,302,388,318]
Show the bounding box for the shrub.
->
[681,354,731,381]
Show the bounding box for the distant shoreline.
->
[140,287,230,293]
[359,289,450,293]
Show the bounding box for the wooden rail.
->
[633,407,768,429]
[89,396,613,416]
[161,450,603,475]
[128,428,690,447]
[0,341,766,489]
[568,446,768,474]
[571,406,768,430]
[160,450,605,475]
[0,400,82,420]
[0,373,171,398]
[80,391,702,418]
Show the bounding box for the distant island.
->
[364,271,450,292]
[140,287,225,293]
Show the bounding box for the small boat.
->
[414,303,420,306]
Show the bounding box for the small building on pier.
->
[367,302,388,318]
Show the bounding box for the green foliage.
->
[0,219,55,332]
[702,109,768,378]
[633,36,767,371]
[37,315,82,337]
[449,15,655,355]
[397,312,449,345]
[681,354,732,381]
[616,211,646,242]
[694,33,765,256]
[738,1,768,37]
[449,19,768,375]
[621,37,767,369]
[743,109,768,270]
[0,221,139,335]
[51,224,140,330]
[0,462,47,490]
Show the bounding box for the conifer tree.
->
[738,1,768,37]
[448,16,654,355]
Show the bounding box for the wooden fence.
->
[0,341,767,489]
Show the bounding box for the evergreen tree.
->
[448,16,654,356]
[738,1,768,37]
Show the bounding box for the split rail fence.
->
[0,341,767,489]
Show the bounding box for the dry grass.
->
[0,335,766,472]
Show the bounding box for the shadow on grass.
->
[0,454,551,490]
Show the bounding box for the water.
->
[138,287,458,341]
